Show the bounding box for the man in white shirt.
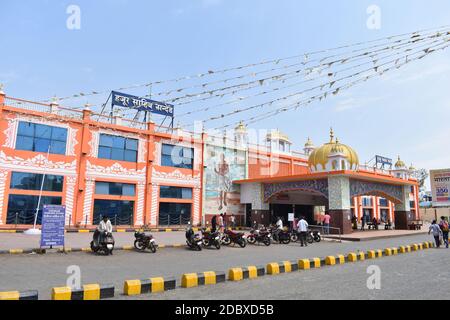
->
[297,216,309,247]
[98,216,113,244]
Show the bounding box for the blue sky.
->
[1,0,450,186]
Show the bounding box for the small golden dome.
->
[266,129,291,143]
[409,164,416,171]
[235,121,247,132]
[308,130,359,170]
[395,156,406,169]
[304,137,314,148]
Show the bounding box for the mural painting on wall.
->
[204,145,246,216]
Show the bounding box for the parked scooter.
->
[247,227,271,246]
[309,229,321,243]
[221,229,247,248]
[201,228,221,250]
[186,224,203,251]
[134,231,157,253]
[90,229,115,255]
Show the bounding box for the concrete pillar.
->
[394,185,412,230]
[327,176,352,234]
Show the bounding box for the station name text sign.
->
[112,91,174,117]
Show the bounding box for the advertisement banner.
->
[430,169,450,207]
[40,205,66,247]
[375,155,392,168]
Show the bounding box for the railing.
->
[158,214,191,226]
[4,97,84,120]
[307,224,342,242]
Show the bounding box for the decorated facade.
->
[0,91,419,233]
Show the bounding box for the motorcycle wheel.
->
[290,233,298,242]
[238,239,247,248]
[214,241,221,250]
[134,239,146,251]
[263,238,271,246]
[202,239,210,247]
[197,245,202,251]
[281,238,291,245]
[222,235,231,246]
[90,241,99,253]
[307,235,314,244]
[149,243,157,253]
[247,235,256,245]
[314,235,321,243]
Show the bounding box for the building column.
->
[249,183,270,226]
[327,176,352,234]
[394,185,412,230]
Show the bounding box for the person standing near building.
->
[297,216,309,247]
[360,216,365,231]
[429,220,443,248]
[218,213,225,233]
[322,213,331,235]
[211,214,217,233]
[230,214,236,229]
[215,153,230,211]
[439,216,449,249]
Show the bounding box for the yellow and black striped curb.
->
[0,290,38,300]
[123,277,176,296]
[228,266,265,281]
[266,261,299,275]
[298,257,322,269]
[181,271,226,288]
[51,284,115,300]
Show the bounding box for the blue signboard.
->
[375,155,392,168]
[111,91,174,117]
[40,205,66,248]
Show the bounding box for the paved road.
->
[120,247,450,300]
[0,234,436,299]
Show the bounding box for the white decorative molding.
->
[138,138,147,163]
[135,181,145,226]
[82,177,95,225]
[151,168,201,188]
[88,131,99,158]
[64,175,77,225]
[0,151,77,175]
[192,188,201,225]
[150,184,159,226]
[66,127,79,156]
[86,161,146,181]
[0,170,9,225]
[154,141,161,165]
[3,117,18,148]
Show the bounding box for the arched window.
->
[341,160,346,170]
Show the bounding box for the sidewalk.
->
[325,224,430,241]
[0,231,187,251]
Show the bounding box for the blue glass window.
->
[93,200,134,225]
[161,144,194,169]
[98,134,138,162]
[16,122,67,155]
[158,203,191,225]
[6,195,62,225]
[160,186,192,199]
[10,172,64,192]
[95,181,136,196]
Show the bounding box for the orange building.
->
[0,90,419,233]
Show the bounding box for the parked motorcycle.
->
[90,229,115,255]
[221,229,247,248]
[134,231,157,253]
[186,225,203,251]
[247,228,271,246]
[270,227,291,244]
[201,228,221,250]
[310,230,321,243]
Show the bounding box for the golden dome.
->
[304,137,314,148]
[409,164,416,171]
[395,156,406,168]
[235,121,247,132]
[266,129,291,143]
[308,129,359,170]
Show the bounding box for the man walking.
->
[218,213,225,233]
[297,216,309,247]
[429,220,443,248]
[323,213,331,235]
[211,214,217,233]
[439,216,449,249]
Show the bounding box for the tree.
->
[412,168,429,191]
